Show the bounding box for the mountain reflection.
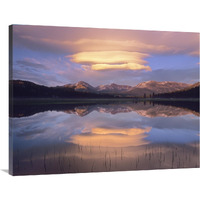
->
[11,101,199,118]
[67,103,195,118]
[69,127,151,147]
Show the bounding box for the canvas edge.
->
[9,25,14,175]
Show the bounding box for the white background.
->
[0,0,199,199]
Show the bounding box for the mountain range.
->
[10,79,198,98]
[61,80,191,97]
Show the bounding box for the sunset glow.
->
[69,51,148,63]
[12,25,199,86]
[66,51,151,71]
[69,127,151,147]
[91,127,152,135]
[91,63,151,71]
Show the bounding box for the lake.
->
[9,100,199,175]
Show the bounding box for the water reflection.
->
[66,103,195,117]
[10,102,199,175]
[11,100,199,118]
[69,127,151,147]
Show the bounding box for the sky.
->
[11,25,199,87]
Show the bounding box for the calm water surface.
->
[10,102,199,175]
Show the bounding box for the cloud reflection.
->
[69,127,151,147]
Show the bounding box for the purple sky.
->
[12,25,199,87]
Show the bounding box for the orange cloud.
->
[69,39,173,54]
[68,51,151,71]
[91,63,151,71]
[69,127,151,147]
[69,51,148,64]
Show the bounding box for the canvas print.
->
[9,25,199,175]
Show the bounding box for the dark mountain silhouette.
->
[9,80,114,98]
[9,79,197,99]
[154,82,199,99]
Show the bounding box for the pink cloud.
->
[13,25,199,56]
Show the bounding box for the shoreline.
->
[10,97,199,105]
